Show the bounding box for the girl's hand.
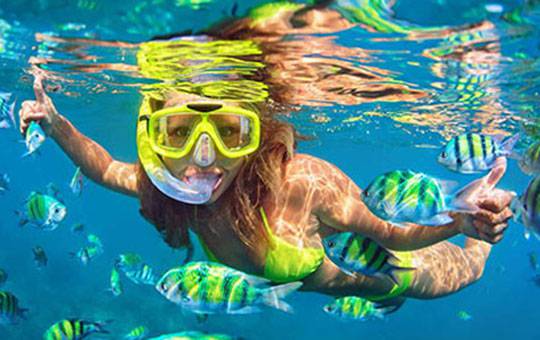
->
[19,75,60,136]
[450,157,515,244]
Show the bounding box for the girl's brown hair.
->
[137,104,296,252]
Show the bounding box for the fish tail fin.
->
[93,320,113,334]
[261,282,303,313]
[387,266,416,286]
[373,303,400,318]
[21,150,32,158]
[500,133,520,156]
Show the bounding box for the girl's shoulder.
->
[285,153,344,180]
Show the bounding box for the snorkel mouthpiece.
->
[192,133,216,167]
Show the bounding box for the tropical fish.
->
[0,269,7,286]
[32,246,48,268]
[512,176,540,240]
[109,267,123,297]
[71,223,85,235]
[438,133,519,174]
[0,173,10,193]
[71,245,103,266]
[0,91,16,129]
[529,252,539,272]
[519,141,540,175]
[323,296,394,321]
[156,261,302,315]
[124,325,149,340]
[0,291,27,324]
[457,310,473,321]
[115,253,157,285]
[17,192,67,230]
[23,121,46,157]
[43,319,110,340]
[87,234,103,248]
[323,232,414,283]
[361,170,475,226]
[69,167,84,196]
[148,331,238,340]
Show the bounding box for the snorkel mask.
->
[137,97,261,204]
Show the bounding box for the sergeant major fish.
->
[519,141,540,175]
[23,121,46,157]
[512,175,540,240]
[43,319,110,340]
[323,232,414,284]
[323,296,395,321]
[109,267,123,297]
[124,325,149,340]
[0,291,27,324]
[0,91,16,129]
[69,167,84,196]
[148,331,238,340]
[115,253,157,285]
[17,192,67,230]
[71,245,103,266]
[362,170,475,226]
[156,261,302,315]
[438,133,519,174]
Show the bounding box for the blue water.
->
[1,0,540,339]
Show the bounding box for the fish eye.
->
[327,241,335,248]
[159,282,167,291]
[441,151,447,159]
[182,295,191,303]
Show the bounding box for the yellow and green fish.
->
[18,192,67,230]
[148,331,238,340]
[43,319,110,340]
[23,121,46,157]
[0,291,27,325]
[109,267,123,297]
[323,296,394,321]
[323,232,413,284]
[124,325,149,340]
[116,253,157,285]
[156,261,302,315]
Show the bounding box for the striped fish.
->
[512,175,540,240]
[438,133,519,174]
[323,232,414,284]
[323,296,394,321]
[109,267,123,297]
[116,253,157,285]
[124,325,149,340]
[71,245,103,266]
[0,91,16,129]
[519,141,540,175]
[18,192,67,230]
[43,319,110,340]
[362,170,473,226]
[23,121,46,157]
[148,331,238,340]
[0,291,27,324]
[156,261,302,315]
[69,167,84,197]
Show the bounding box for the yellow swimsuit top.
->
[198,208,325,283]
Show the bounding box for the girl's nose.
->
[192,133,216,167]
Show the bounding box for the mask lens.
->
[154,114,200,149]
[211,114,251,149]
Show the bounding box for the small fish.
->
[71,223,85,234]
[0,92,16,129]
[362,170,475,226]
[23,121,46,157]
[43,319,110,340]
[156,261,302,315]
[438,133,519,174]
[148,331,238,340]
[69,167,84,196]
[0,291,28,324]
[115,253,157,285]
[109,267,123,297]
[0,173,10,193]
[512,176,540,240]
[323,296,394,321]
[71,245,103,266]
[17,192,67,230]
[519,142,540,175]
[87,233,103,248]
[124,325,149,340]
[32,246,48,268]
[457,310,473,321]
[0,269,7,286]
[529,252,539,272]
[323,232,414,284]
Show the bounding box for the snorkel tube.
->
[137,97,216,204]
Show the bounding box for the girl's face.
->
[159,98,249,204]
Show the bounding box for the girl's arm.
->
[19,75,138,197]
[287,154,513,251]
